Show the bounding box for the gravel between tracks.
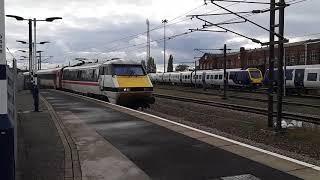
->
[142,97,320,166]
[154,86,320,116]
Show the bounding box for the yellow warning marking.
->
[116,76,153,88]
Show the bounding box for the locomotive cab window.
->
[249,70,262,79]
[113,65,145,76]
[307,73,317,81]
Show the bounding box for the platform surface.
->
[41,90,307,180]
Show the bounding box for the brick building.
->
[199,38,320,73]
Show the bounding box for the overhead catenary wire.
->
[79,1,244,56]
[98,3,253,55]
[67,0,310,61]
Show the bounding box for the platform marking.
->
[50,90,320,171]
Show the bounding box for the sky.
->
[4,0,320,71]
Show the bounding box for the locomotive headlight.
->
[124,88,131,92]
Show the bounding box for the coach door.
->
[294,69,305,88]
[56,71,60,89]
[98,66,105,90]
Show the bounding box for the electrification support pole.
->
[146,19,150,64]
[284,47,286,97]
[33,18,37,74]
[223,44,227,99]
[28,19,32,73]
[268,0,275,128]
[0,0,15,179]
[194,60,197,88]
[162,19,168,73]
[276,0,286,131]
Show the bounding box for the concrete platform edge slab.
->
[41,95,82,180]
[42,93,151,180]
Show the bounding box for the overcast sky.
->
[4,0,320,71]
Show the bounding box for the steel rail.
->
[153,93,320,125]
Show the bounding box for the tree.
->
[167,54,174,72]
[147,57,157,73]
[175,64,189,72]
[141,60,146,70]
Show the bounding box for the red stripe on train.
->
[62,80,99,86]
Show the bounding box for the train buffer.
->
[17,89,320,180]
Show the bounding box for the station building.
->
[199,38,320,74]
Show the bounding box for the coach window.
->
[210,75,213,79]
[77,71,82,80]
[219,75,223,80]
[99,67,104,75]
[285,69,294,80]
[206,75,210,79]
[214,75,218,79]
[307,73,317,81]
[92,69,96,81]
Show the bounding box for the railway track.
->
[153,93,320,125]
[155,86,320,108]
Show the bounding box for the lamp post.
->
[6,15,62,112]
[16,40,50,71]
[36,51,43,70]
[16,40,27,44]
[17,40,50,45]
[6,14,61,74]
[17,50,27,53]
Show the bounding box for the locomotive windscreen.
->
[249,70,262,78]
[113,65,146,76]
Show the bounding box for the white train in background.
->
[149,68,264,88]
[149,65,320,91]
[264,65,320,91]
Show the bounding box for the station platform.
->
[40,89,320,180]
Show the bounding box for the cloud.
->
[4,0,320,69]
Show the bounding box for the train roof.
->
[102,59,141,65]
[63,63,101,70]
[36,67,63,74]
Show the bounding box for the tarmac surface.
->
[41,89,304,180]
[16,91,65,180]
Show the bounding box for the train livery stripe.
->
[116,75,152,88]
[62,80,99,86]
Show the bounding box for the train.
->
[263,65,320,92]
[149,68,264,88]
[35,59,155,108]
[149,65,320,92]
